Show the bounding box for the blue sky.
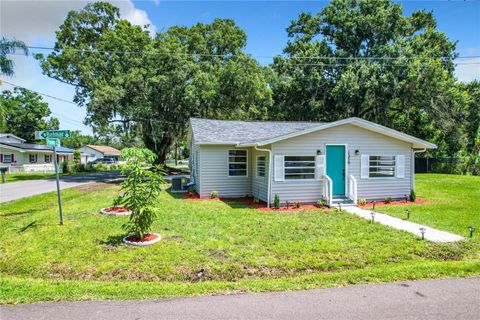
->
[2,0,479,136]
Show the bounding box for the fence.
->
[415,157,459,173]
[7,164,59,174]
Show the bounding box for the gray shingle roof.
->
[190,118,326,144]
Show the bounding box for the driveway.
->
[0,171,123,203]
[1,277,479,320]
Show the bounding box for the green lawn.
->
[2,173,58,183]
[0,174,479,304]
[377,174,480,238]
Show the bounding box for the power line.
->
[1,80,77,105]
[22,45,480,62]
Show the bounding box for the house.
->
[79,145,121,163]
[0,133,74,173]
[188,117,436,206]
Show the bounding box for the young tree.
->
[119,148,164,240]
[1,87,59,141]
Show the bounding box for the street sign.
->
[46,138,61,147]
[35,130,71,140]
[34,129,70,225]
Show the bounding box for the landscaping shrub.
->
[273,194,280,209]
[293,201,300,209]
[210,191,218,199]
[118,148,164,240]
[358,198,367,206]
[316,199,326,207]
[384,196,392,204]
[253,196,260,204]
[410,189,416,202]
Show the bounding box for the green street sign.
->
[46,138,61,147]
[35,130,71,140]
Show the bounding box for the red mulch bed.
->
[125,233,159,242]
[359,198,430,209]
[183,192,329,211]
[103,206,131,213]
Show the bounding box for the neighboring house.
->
[0,133,74,173]
[79,145,121,163]
[188,117,436,206]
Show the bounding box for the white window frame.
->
[284,155,316,180]
[228,149,248,177]
[256,155,266,178]
[369,155,396,178]
[45,154,52,163]
[2,154,12,163]
[29,154,37,163]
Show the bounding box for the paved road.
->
[0,171,123,203]
[1,277,479,320]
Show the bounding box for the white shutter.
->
[361,154,369,179]
[395,155,405,178]
[315,155,325,180]
[274,155,284,182]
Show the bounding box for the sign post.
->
[52,145,64,225]
[36,130,70,225]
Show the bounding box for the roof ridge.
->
[190,117,326,124]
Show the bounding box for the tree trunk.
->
[143,133,173,165]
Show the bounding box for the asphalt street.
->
[0,171,123,203]
[1,277,479,320]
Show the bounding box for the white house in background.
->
[79,145,121,163]
[188,117,436,207]
[0,133,74,173]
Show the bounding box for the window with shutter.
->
[274,155,284,181]
[361,155,369,179]
[315,155,325,180]
[395,155,405,178]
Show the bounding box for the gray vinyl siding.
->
[197,145,252,198]
[190,141,201,194]
[271,124,413,203]
[251,149,269,202]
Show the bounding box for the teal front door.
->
[326,145,346,196]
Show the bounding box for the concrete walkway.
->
[1,277,479,320]
[344,206,464,243]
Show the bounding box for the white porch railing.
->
[348,175,357,205]
[322,174,333,206]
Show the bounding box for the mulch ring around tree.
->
[123,233,161,246]
[183,193,330,212]
[100,206,132,216]
[359,198,430,209]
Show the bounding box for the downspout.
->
[412,147,426,191]
[254,144,272,208]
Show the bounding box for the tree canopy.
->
[0,87,59,142]
[0,38,28,76]
[38,2,272,162]
[270,0,471,156]
[37,0,478,160]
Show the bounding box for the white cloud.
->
[455,58,480,83]
[0,0,155,42]
[0,0,156,135]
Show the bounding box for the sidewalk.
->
[343,206,464,243]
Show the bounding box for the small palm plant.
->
[119,148,164,241]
